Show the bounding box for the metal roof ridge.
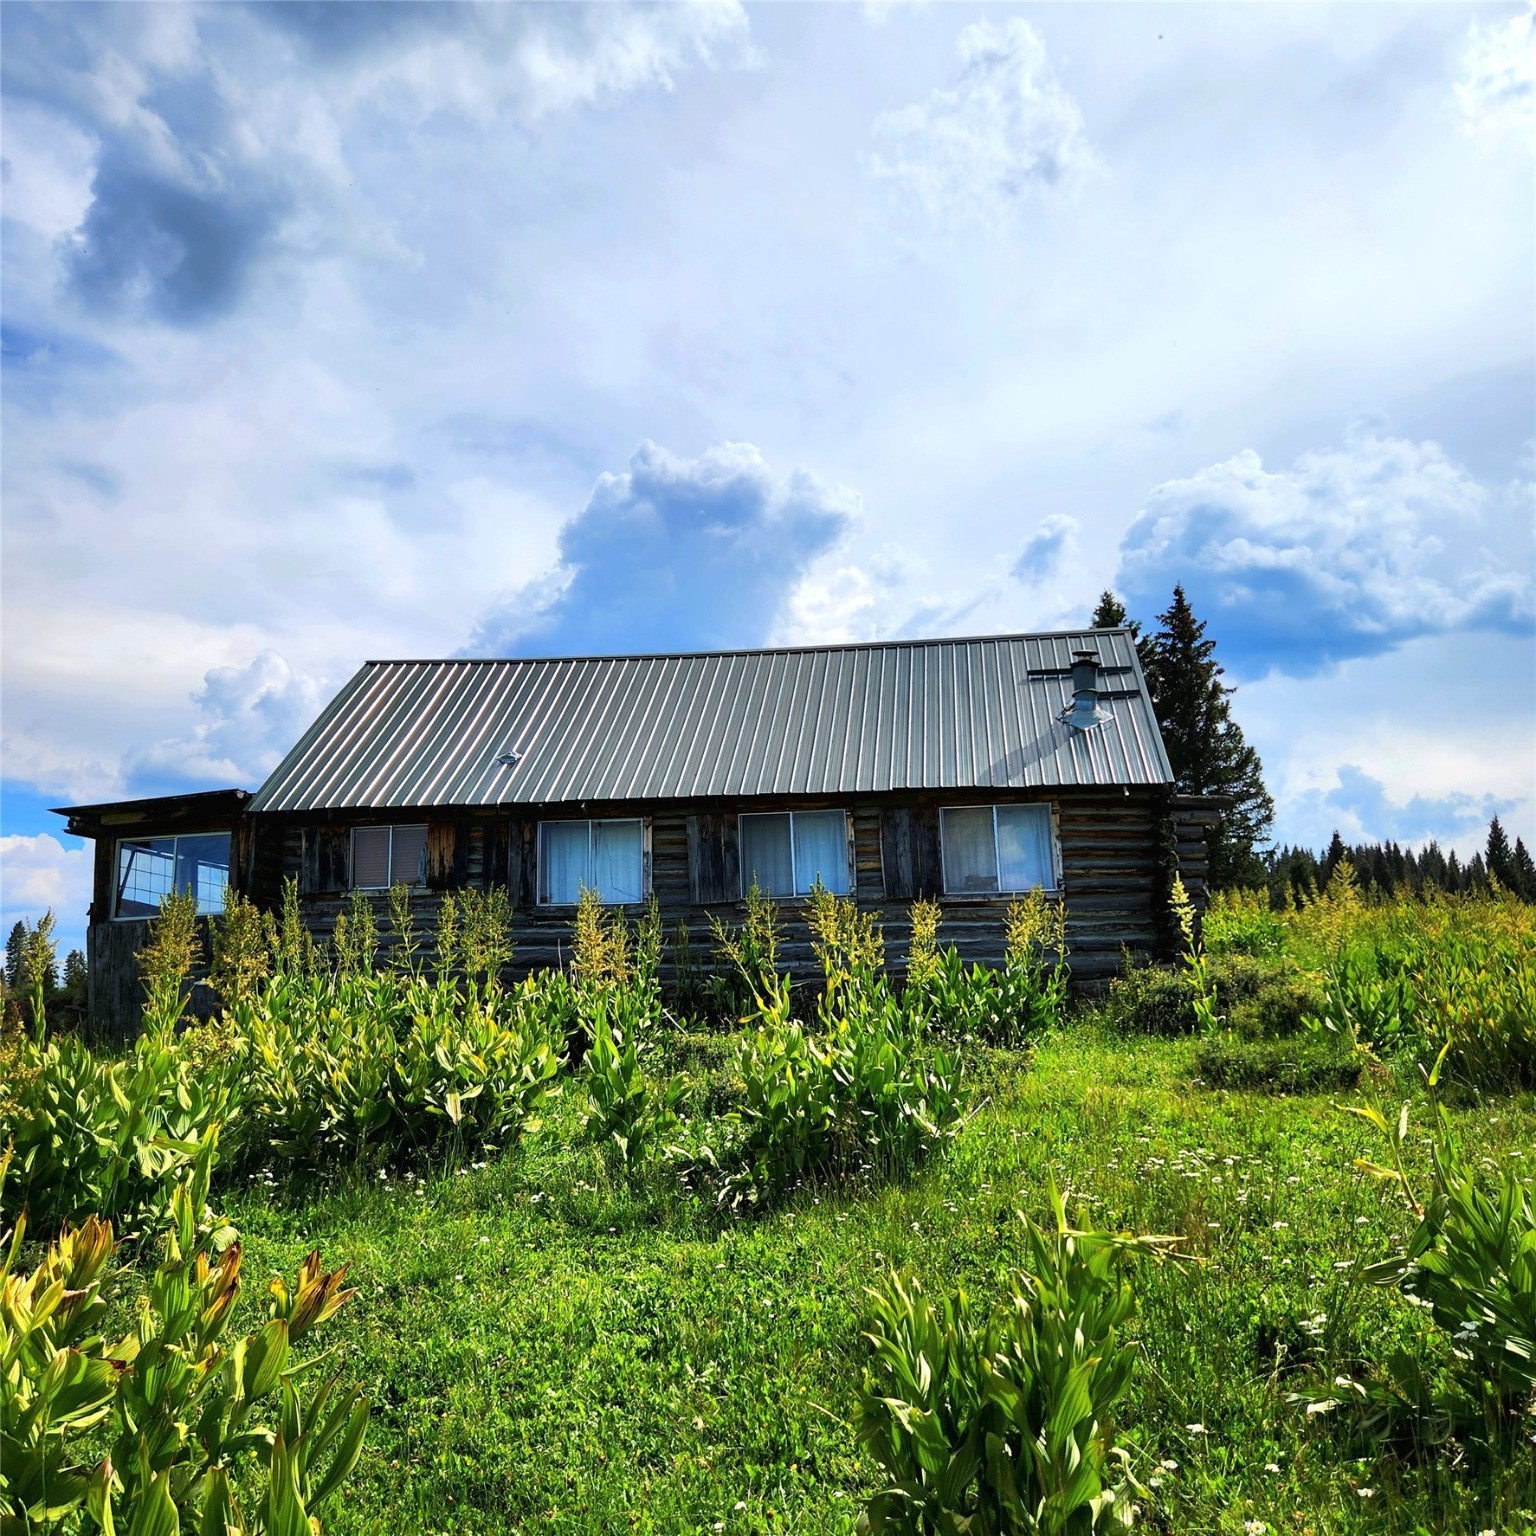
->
[358,627,1137,668]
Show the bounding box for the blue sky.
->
[3,1,1533,954]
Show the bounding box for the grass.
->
[180,1023,1536,1536]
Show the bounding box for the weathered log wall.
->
[81,786,1214,1034]
[85,917,219,1039]
[271,789,1177,989]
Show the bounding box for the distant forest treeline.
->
[1266,815,1536,906]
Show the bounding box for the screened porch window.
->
[351,824,428,889]
[114,833,231,919]
[939,805,1057,895]
[738,810,851,899]
[538,819,646,906]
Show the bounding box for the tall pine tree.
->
[1090,590,1131,630]
[1513,837,1536,901]
[3,922,24,994]
[1143,585,1274,887]
[1486,815,1516,891]
[1089,590,1153,671]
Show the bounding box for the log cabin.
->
[54,628,1223,1035]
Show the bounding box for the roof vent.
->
[496,748,523,768]
[1060,650,1108,733]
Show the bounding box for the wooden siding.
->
[82,786,1209,1034]
[86,917,220,1039]
[269,789,1174,988]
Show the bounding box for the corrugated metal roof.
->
[247,630,1173,813]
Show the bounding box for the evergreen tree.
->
[1420,839,1448,893]
[3,922,24,993]
[1090,590,1132,630]
[62,948,87,996]
[1513,837,1536,902]
[1144,585,1275,887]
[1088,591,1153,671]
[1466,852,1489,892]
[1486,815,1517,890]
[1322,831,1348,883]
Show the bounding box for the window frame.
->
[937,802,1062,897]
[736,809,854,901]
[349,823,429,891]
[112,830,233,920]
[535,817,651,907]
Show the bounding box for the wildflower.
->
[1244,1522,1267,1535]
[479,1236,490,1245]
[1264,1463,1281,1474]
[1357,1488,1375,1499]
[1186,1423,1207,1435]
[1160,1459,1178,1471]
[1271,1221,1288,1230]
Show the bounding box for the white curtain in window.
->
[792,811,849,896]
[740,814,793,897]
[592,820,644,904]
[390,825,428,887]
[352,828,392,889]
[540,822,589,905]
[941,807,998,893]
[996,805,1053,891]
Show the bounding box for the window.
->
[738,810,851,899]
[538,819,646,905]
[351,824,428,889]
[114,832,231,919]
[939,804,1057,895]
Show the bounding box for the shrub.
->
[1195,1033,1362,1095]
[1102,960,1194,1036]
[0,1153,368,1533]
[1227,968,1324,1040]
[857,1186,1183,1534]
[1105,953,1304,1039]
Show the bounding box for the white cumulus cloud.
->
[131,651,326,788]
[1457,4,1536,145]
[1117,426,1534,678]
[869,18,1094,232]
[1,834,92,953]
[468,440,860,656]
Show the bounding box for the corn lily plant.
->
[857,1185,1185,1535]
[0,1148,368,1534]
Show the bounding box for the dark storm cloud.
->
[67,152,287,325]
